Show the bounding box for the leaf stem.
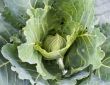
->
[57,58,67,75]
[0,61,10,68]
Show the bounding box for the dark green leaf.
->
[0,15,17,41]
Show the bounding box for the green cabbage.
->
[0,0,109,85]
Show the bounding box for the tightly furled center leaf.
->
[43,34,66,52]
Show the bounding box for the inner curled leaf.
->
[43,34,66,52]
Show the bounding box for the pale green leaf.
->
[18,7,55,80]
[18,43,56,80]
[24,8,48,43]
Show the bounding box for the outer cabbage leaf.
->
[65,27,106,76]
[95,23,110,82]
[0,15,17,40]
[57,71,89,85]
[2,0,38,29]
[3,0,36,24]
[100,23,110,36]
[1,44,38,84]
[0,0,5,13]
[0,57,31,85]
[79,75,110,85]
[100,23,110,55]
[95,56,110,82]
[0,36,31,85]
